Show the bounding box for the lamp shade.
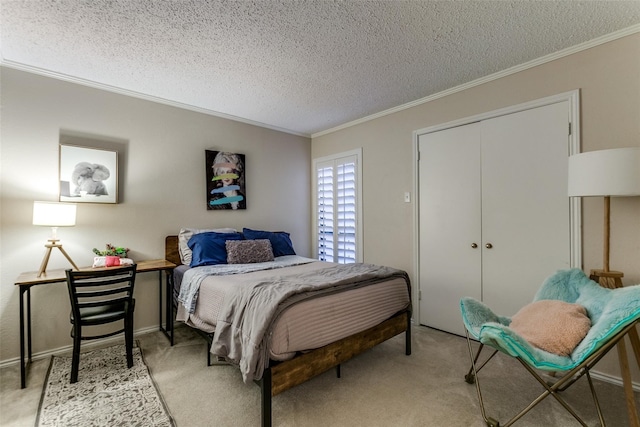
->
[32,201,77,226]
[568,147,640,197]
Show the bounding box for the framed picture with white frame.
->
[59,144,118,204]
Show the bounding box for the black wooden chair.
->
[65,264,137,383]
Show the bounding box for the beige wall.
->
[1,33,638,384]
[312,34,640,382]
[0,67,311,363]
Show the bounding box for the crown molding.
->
[311,24,640,138]
[0,59,310,138]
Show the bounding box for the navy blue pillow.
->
[188,232,243,267]
[242,228,296,257]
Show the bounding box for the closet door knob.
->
[485,243,493,249]
[471,243,478,248]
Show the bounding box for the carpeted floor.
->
[1,324,637,426]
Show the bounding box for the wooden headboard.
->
[165,235,182,266]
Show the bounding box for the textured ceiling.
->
[1,1,639,136]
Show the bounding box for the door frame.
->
[411,90,581,323]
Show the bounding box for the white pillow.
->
[178,227,237,265]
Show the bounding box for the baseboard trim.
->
[0,325,159,369]
[3,324,639,392]
[590,371,640,393]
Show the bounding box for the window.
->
[313,149,362,263]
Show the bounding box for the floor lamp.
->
[33,201,79,277]
[568,147,640,427]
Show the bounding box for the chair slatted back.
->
[66,266,136,319]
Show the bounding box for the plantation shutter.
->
[315,152,360,263]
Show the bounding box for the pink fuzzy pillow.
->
[509,300,591,356]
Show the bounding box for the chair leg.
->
[465,343,484,384]
[517,360,590,427]
[465,329,601,427]
[465,343,499,384]
[585,369,606,427]
[465,331,500,427]
[70,327,81,384]
[125,315,134,368]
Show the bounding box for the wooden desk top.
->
[15,259,176,286]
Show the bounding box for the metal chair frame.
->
[66,265,137,383]
[464,320,639,427]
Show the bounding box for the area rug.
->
[36,343,174,427]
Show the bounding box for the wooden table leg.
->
[590,269,640,426]
[19,286,26,388]
[627,326,640,370]
[617,338,640,427]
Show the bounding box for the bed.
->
[165,230,412,427]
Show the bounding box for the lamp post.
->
[568,147,640,426]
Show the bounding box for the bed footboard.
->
[257,309,411,427]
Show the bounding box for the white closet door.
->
[481,101,571,316]
[418,123,482,335]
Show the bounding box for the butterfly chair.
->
[65,264,137,383]
[460,268,640,427]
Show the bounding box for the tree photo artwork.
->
[206,150,246,210]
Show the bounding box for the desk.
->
[15,259,176,389]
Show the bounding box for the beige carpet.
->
[1,324,637,426]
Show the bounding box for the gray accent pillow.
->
[226,239,274,264]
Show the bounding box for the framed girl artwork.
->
[205,150,246,210]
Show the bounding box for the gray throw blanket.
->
[210,262,410,383]
[178,255,315,313]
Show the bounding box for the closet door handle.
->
[471,243,478,249]
[485,243,493,249]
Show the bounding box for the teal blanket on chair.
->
[460,268,640,371]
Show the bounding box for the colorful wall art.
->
[205,150,246,210]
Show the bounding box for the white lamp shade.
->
[568,147,640,197]
[32,201,77,226]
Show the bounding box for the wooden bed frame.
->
[165,235,412,427]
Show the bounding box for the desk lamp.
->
[33,201,79,277]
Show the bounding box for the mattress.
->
[174,261,410,361]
